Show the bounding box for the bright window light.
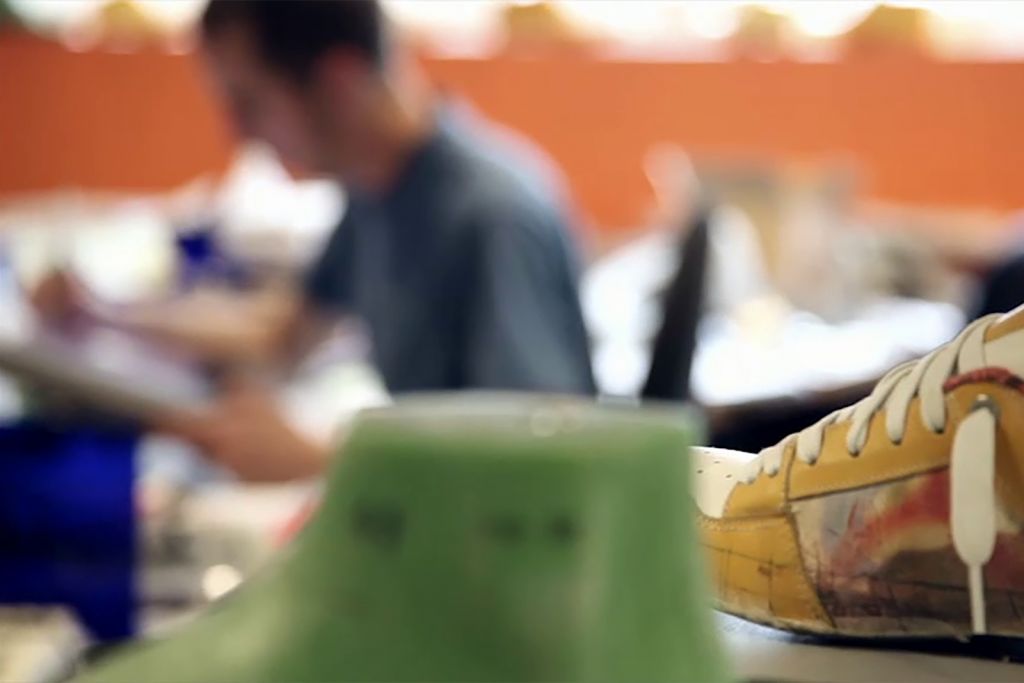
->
[682,3,742,41]
[8,0,1024,59]
[8,0,100,29]
[761,1,878,38]
[138,0,205,28]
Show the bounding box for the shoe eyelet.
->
[891,437,903,446]
[848,449,862,458]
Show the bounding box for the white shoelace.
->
[740,313,1004,634]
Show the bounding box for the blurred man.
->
[37,0,594,480]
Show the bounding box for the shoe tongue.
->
[983,304,1024,378]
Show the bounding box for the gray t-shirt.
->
[305,110,595,395]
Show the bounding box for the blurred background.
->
[3,1,1023,419]
[3,1,1024,675]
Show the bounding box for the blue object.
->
[0,421,138,640]
[175,224,252,289]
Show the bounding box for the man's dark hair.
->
[201,0,388,80]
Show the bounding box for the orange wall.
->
[0,32,234,198]
[429,56,1024,227]
[3,31,1024,229]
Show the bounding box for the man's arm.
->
[156,374,333,482]
[106,282,295,365]
[462,205,595,395]
[29,216,360,482]
[32,270,332,370]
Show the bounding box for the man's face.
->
[202,25,354,176]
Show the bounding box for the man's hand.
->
[158,378,332,483]
[29,269,90,323]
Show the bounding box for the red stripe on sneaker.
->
[942,367,1024,393]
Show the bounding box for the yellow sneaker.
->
[694,306,1024,638]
